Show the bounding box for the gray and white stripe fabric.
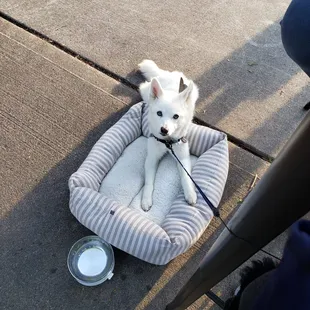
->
[69,102,229,265]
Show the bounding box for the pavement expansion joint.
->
[0,10,274,164]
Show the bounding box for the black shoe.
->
[304,102,310,110]
[223,258,278,310]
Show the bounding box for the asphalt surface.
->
[1,0,306,307]
[0,18,275,310]
[0,0,309,157]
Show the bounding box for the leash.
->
[155,136,281,262]
[165,142,220,217]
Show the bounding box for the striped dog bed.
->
[69,102,229,265]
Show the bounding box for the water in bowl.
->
[77,247,107,277]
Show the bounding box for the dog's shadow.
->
[111,69,144,97]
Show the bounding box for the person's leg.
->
[281,0,310,110]
[281,0,310,78]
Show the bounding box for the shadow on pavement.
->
[1,20,309,310]
[0,106,159,310]
[125,21,309,309]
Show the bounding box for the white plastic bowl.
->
[67,236,114,286]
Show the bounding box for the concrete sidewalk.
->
[1,0,309,158]
[0,18,273,310]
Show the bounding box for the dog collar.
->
[152,134,187,149]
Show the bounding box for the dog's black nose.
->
[161,127,168,135]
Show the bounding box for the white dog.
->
[138,60,199,211]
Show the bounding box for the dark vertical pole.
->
[166,112,310,310]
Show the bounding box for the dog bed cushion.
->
[69,102,229,265]
[99,136,198,225]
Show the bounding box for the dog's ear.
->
[179,80,193,103]
[150,78,163,99]
[179,77,187,93]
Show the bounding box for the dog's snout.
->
[160,127,168,135]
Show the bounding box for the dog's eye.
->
[173,114,179,120]
[157,111,163,117]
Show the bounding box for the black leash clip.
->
[165,142,173,150]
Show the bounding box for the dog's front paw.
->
[184,189,197,206]
[141,195,153,212]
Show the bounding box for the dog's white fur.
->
[138,60,199,211]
